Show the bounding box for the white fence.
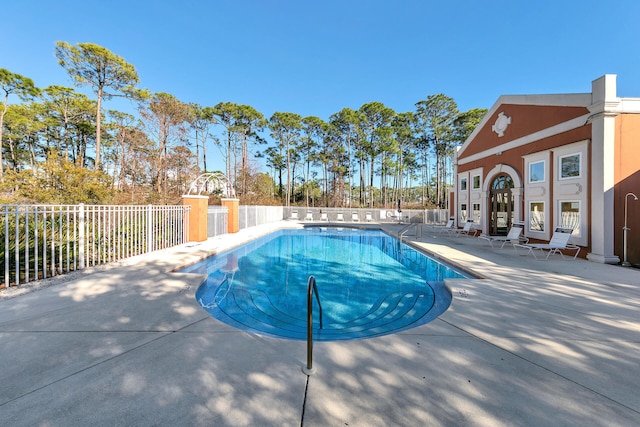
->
[2,203,449,289]
[282,207,450,224]
[1,204,189,288]
[207,205,284,237]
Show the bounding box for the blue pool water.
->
[181,227,469,341]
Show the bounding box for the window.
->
[529,202,544,232]
[473,203,481,223]
[460,204,467,222]
[460,178,467,191]
[529,161,545,183]
[560,154,581,179]
[560,201,580,235]
[492,174,514,189]
[472,175,481,189]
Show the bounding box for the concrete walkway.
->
[1,221,639,426]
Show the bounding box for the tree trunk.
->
[95,87,102,169]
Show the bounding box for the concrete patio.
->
[1,221,639,426]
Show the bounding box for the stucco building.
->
[454,74,640,265]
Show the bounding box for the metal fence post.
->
[147,205,153,253]
[78,203,85,270]
[4,206,9,287]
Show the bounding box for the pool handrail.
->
[304,275,323,375]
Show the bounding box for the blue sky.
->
[3,0,639,172]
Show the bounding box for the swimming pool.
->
[182,227,469,341]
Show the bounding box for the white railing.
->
[207,205,284,237]
[1,204,189,288]
[239,205,284,229]
[283,207,450,224]
[207,206,228,237]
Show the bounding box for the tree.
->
[300,116,325,206]
[264,146,285,198]
[55,42,140,170]
[212,102,240,188]
[0,68,40,181]
[452,108,488,144]
[2,103,45,173]
[40,85,97,167]
[138,92,191,201]
[391,112,418,207]
[188,104,217,172]
[234,105,266,196]
[1,151,112,204]
[268,112,302,206]
[358,102,395,207]
[330,108,363,207]
[415,94,459,208]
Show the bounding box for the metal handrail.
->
[399,223,422,242]
[304,275,323,375]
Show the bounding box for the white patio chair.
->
[365,212,373,222]
[430,217,455,234]
[305,211,313,221]
[320,212,328,221]
[289,211,299,220]
[514,227,580,260]
[478,221,527,248]
[336,212,345,222]
[452,219,480,237]
[351,212,359,222]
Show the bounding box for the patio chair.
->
[365,212,373,222]
[320,212,328,221]
[452,219,480,237]
[289,211,299,220]
[336,212,345,222]
[514,227,580,260]
[431,217,455,234]
[351,212,360,222]
[305,211,314,221]
[478,221,527,248]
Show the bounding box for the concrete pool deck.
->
[0,221,639,426]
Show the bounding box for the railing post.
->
[4,206,9,288]
[78,204,85,270]
[147,204,153,253]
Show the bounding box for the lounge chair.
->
[432,217,455,234]
[351,212,359,222]
[478,221,527,248]
[386,210,403,222]
[305,211,313,221]
[289,211,299,220]
[514,227,580,260]
[336,212,345,222]
[365,212,373,222]
[452,219,480,237]
[320,212,328,221]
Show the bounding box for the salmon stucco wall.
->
[614,113,640,265]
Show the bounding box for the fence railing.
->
[207,205,284,237]
[2,202,448,289]
[207,206,228,238]
[1,204,189,289]
[282,207,450,224]
[239,205,284,229]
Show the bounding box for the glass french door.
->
[489,174,514,235]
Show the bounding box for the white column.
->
[587,75,620,264]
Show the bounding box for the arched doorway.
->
[489,174,514,235]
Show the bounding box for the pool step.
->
[214,288,437,340]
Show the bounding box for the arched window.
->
[491,174,514,190]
